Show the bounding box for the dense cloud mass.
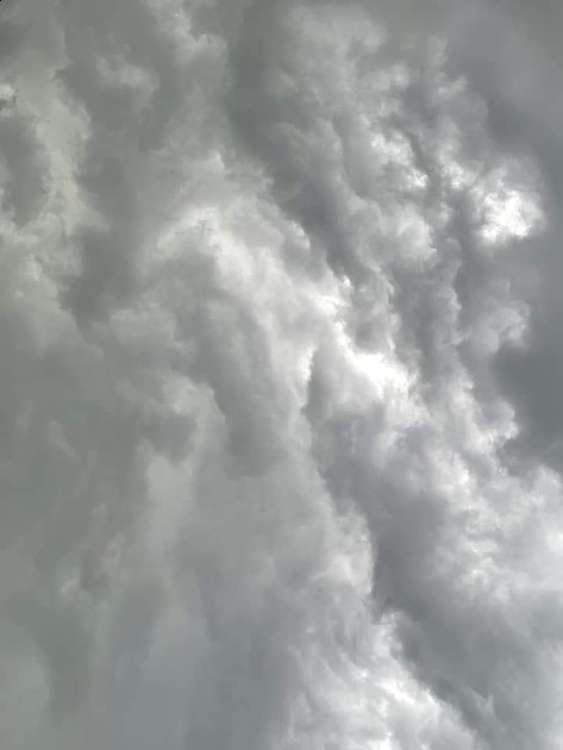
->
[1,1,563,748]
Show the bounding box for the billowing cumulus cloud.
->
[1,1,562,749]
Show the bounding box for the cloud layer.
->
[0,1,562,749]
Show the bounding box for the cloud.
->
[0,1,562,749]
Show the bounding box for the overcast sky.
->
[1,1,563,748]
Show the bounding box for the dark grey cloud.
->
[1,1,562,749]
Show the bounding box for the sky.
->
[0,1,563,748]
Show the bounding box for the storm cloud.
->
[0,1,562,749]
